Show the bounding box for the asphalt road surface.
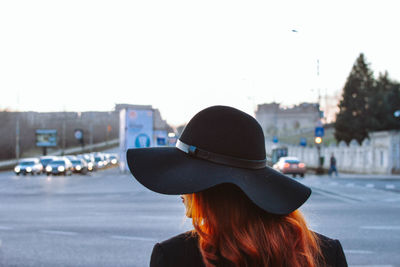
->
[0,168,399,267]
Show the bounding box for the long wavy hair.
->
[184,183,323,267]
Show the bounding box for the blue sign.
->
[36,129,57,147]
[154,130,168,147]
[126,109,153,149]
[315,127,324,137]
[300,137,307,147]
[273,136,279,143]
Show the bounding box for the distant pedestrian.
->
[329,153,338,176]
[126,106,347,267]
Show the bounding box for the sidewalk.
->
[308,172,400,180]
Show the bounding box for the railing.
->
[0,139,119,171]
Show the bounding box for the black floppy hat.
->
[127,106,311,215]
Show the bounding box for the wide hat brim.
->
[127,147,311,215]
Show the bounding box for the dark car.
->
[77,154,96,172]
[70,158,88,174]
[94,154,106,169]
[39,156,58,173]
[45,158,73,176]
[109,154,118,165]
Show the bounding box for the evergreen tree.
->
[379,73,400,130]
[335,53,374,145]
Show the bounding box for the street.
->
[0,168,399,267]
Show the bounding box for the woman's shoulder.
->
[150,231,205,267]
[314,232,348,267]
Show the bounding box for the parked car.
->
[70,158,88,174]
[272,156,306,178]
[14,158,43,175]
[45,158,73,176]
[39,156,58,173]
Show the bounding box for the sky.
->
[1,0,399,126]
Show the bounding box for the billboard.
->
[125,109,154,149]
[119,108,154,171]
[36,129,57,147]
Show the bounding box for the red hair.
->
[186,183,323,267]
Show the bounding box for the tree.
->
[335,53,375,145]
[377,73,400,130]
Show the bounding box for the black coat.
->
[150,231,348,267]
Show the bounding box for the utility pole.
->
[62,109,66,156]
[15,91,20,162]
[89,112,93,152]
[16,114,20,161]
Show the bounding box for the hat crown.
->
[180,106,266,160]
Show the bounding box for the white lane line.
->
[366,183,375,188]
[110,235,157,242]
[385,184,395,189]
[0,226,13,230]
[382,197,400,202]
[40,230,78,236]
[360,226,400,230]
[310,187,361,203]
[345,250,373,254]
[346,183,355,187]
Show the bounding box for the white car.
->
[273,156,306,178]
[14,158,43,175]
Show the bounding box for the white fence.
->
[266,130,400,175]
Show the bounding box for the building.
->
[255,102,321,137]
[114,104,172,133]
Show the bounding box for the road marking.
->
[361,226,400,230]
[310,186,361,203]
[366,183,375,188]
[0,226,13,230]
[385,184,395,189]
[382,197,400,202]
[329,182,338,186]
[346,183,355,187]
[345,250,373,254]
[110,235,157,242]
[40,230,78,236]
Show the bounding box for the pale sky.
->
[1,0,399,126]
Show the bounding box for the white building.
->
[255,102,321,137]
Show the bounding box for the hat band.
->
[176,140,267,170]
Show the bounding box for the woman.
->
[127,106,347,267]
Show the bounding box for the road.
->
[0,168,399,267]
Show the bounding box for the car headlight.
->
[26,167,32,172]
[46,166,52,172]
[111,159,117,164]
[98,162,103,167]
[58,166,65,172]
[88,162,93,168]
[14,167,20,173]
[88,166,93,171]
[75,165,81,171]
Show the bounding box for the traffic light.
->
[314,137,322,144]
